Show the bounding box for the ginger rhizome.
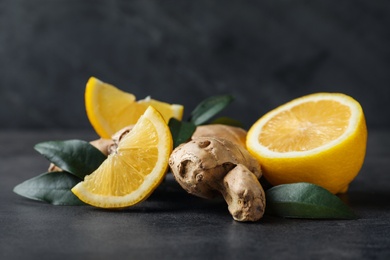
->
[169,124,266,222]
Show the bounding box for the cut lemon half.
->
[246,93,367,194]
[85,77,184,138]
[72,106,173,208]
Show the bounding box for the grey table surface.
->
[1,129,389,260]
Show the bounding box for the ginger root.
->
[192,124,247,148]
[169,125,266,222]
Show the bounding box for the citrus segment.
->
[72,106,173,208]
[139,97,184,123]
[246,93,367,194]
[85,77,183,139]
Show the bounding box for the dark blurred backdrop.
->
[1,0,389,131]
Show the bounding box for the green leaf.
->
[265,182,357,219]
[169,118,197,148]
[34,139,106,180]
[189,95,234,125]
[13,171,84,205]
[210,116,244,128]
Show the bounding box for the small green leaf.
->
[265,183,357,219]
[13,171,84,205]
[169,118,197,148]
[210,116,244,128]
[34,140,106,179]
[189,95,234,125]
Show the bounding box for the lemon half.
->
[247,93,367,194]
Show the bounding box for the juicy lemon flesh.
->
[247,93,367,194]
[139,97,184,123]
[72,106,172,208]
[82,118,158,196]
[260,100,351,152]
[85,77,183,139]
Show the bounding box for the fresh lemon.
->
[246,93,367,194]
[85,77,184,138]
[72,106,173,208]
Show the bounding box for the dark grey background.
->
[1,0,389,131]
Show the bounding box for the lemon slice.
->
[72,106,173,208]
[247,93,367,194]
[85,77,184,138]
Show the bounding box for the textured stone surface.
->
[1,1,390,129]
[1,130,390,259]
